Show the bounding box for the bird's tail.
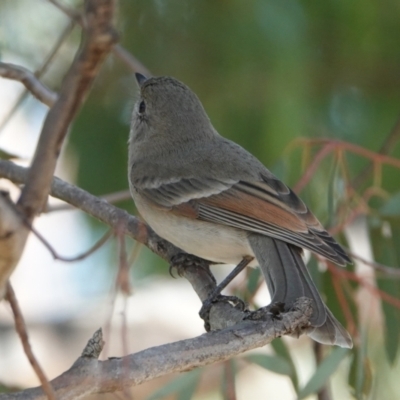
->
[248,233,353,348]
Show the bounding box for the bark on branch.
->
[0,193,28,299]
[17,0,118,220]
[0,160,180,263]
[0,150,314,399]
[0,0,118,299]
[0,298,314,400]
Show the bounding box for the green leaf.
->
[220,359,238,400]
[326,154,342,228]
[298,347,348,399]
[0,148,21,160]
[245,267,261,301]
[244,353,293,376]
[0,382,21,393]
[348,329,373,399]
[270,338,299,392]
[147,368,202,400]
[369,218,400,364]
[380,192,400,216]
[176,376,200,400]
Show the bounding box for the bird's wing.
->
[134,174,350,265]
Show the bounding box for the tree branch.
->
[0,63,58,107]
[17,0,118,220]
[0,192,28,299]
[0,298,314,400]
[0,20,76,132]
[0,159,315,396]
[0,160,181,263]
[5,283,56,400]
[47,0,151,75]
[0,0,117,302]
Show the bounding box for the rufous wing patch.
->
[200,188,309,233]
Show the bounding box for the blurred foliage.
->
[1,0,400,399]
[147,368,202,400]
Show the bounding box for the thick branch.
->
[0,0,117,301]
[0,193,28,298]
[0,159,181,262]
[17,0,118,220]
[0,165,314,398]
[0,160,250,328]
[0,63,57,107]
[0,298,314,400]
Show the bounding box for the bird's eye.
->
[139,100,146,114]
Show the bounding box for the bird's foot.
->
[200,294,248,331]
[169,253,216,282]
[244,301,285,321]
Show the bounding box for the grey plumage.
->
[248,234,352,347]
[128,74,353,348]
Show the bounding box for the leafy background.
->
[1,0,400,399]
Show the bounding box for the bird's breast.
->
[132,191,256,266]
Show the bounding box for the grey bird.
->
[128,73,352,348]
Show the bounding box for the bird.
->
[128,73,352,348]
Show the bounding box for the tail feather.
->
[248,233,353,348]
[309,308,353,348]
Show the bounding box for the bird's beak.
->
[135,72,148,87]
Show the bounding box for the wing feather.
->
[134,175,350,265]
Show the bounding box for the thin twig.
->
[330,267,357,336]
[47,0,151,75]
[47,0,82,21]
[116,222,131,295]
[313,343,332,400]
[293,142,336,194]
[127,239,142,266]
[328,263,400,309]
[223,360,237,400]
[112,45,152,75]
[292,138,400,196]
[0,20,76,131]
[1,194,113,262]
[347,250,400,278]
[102,276,119,360]
[5,283,56,400]
[120,295,133,400]
[0,63,58,107]
[352,114,400,188]
[30,226,113,262]
[298,138,400,169]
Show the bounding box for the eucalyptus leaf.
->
[244,353,293,376]
[147,369,202,400]
[370,219,400,364]
[298,347,348,399]
[0,148,21,160]
[271,339,299,392]
[348,330,373,399]
[380,192,400,216]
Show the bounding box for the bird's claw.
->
[244,301,286,321]
[200,294,248,331]
[169,253,216,282]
